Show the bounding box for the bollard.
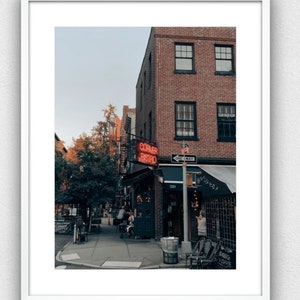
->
[108,214,111,225]
[73,224,77,243]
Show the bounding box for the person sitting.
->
[116,206,126,220]
[128,211,134,224]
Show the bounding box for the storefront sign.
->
[55,221,72,234]
[136,141,158,166]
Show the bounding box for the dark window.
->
[175,43,195,73]
[175,102,197,140]
[215,45,235,75]
[149,111,152,141]
[140,83,143,111]
[148,54,152,88]
[143,71,146,95]
[217,104,236,142]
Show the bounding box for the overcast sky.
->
[55,27,151,148]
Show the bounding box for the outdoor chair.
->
[198,239,222,269]
[186,239,213,269]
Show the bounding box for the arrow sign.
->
[171,154,197,163]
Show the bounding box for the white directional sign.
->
[171,154,197,163]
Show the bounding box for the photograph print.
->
[55,27,236,270]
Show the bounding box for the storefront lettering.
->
[137,152,157,165]
[137,141,158,155]
[136,141,158,166]
[196,175,219,191]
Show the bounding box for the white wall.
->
[1,0,300,299]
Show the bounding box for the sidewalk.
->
[56,219,186,269]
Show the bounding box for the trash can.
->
[160,237,179,264]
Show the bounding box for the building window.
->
[149,111,152,142]
[174,43,195,73]
[148,54,152,88]
[140,83,143,111]
[217,104,236,142]
[215,45,235,75]
[175,102,197,139]
[144,71,146,95]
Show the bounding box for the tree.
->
[55,105,121,227]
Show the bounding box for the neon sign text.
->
[136,141,158,166]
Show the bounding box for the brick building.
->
[123,27,236,266]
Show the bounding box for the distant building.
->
[119,105,136,175]
[107,113,121,157]
[122,27,236,267]
[55,133,67,155]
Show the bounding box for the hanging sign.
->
[136,141,158,166]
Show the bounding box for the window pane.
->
[216,60,232,72]
[176,58,192,70]
[186,51,193,58]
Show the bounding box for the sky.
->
[55,27,151,148]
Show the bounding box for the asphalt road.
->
[55,233,72,268]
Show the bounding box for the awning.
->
[160,165,236,197]
[200,165,236,193]
[121,168,153,185]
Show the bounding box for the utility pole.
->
[181,141,191,255]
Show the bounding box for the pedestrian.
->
[128,211,134,224]
[196,210,207,239]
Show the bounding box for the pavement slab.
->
[57,223,186,269]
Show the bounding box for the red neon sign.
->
[136,141,158,166]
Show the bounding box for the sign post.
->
[181,142,192,255]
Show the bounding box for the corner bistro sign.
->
[136,141,158,166]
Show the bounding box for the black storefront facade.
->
[159,163,236,269]
[158,164,236,248]
[121,164,236,250]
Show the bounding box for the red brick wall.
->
[136,27,236,161]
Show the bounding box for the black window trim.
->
[214,44,235,76]
[174,101,199,141]
[216,103,236,142]
[174,42,196,74]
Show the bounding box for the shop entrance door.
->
[134,191,154,238]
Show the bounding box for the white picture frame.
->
[21,0,270,299]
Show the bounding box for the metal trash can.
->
[160,237,179,264]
